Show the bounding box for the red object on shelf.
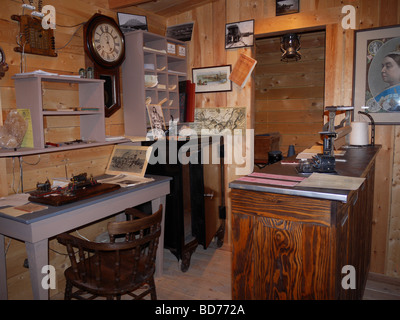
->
[185,81,195,122]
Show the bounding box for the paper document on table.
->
[97,174,154,187]
[0,202,47,217]
[249,172,306,182]
[0,207,29,217]
[237,172,306,187]
[14,69,58,76]
[237,176,300,187]
[296,145,345,159]
[297,173,365,190]
[0,193,30,207]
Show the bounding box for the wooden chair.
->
[57,205,163,300]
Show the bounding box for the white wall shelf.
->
[122,30,187,136]
[0,74,129,158]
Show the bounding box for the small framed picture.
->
[276,0,300,16]
[117,12,148,33]
[166,22,194,41]
[106,145,152,177]
[177,45,186,57]
[167,42,177,55]
[146,103,166,136]
[192,65,232,93]
[225,20,254,49]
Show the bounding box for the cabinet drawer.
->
[231,189,332,227]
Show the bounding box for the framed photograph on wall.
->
[117,12,148,33]
[166,22,194,41]
[192,65,232,93]
[353,25,400,124]
[276,0,300,16]
[225,19,254,49]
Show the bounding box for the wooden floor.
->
[155,240,232,300]
[363,272,400,300]
[53,239,400,300]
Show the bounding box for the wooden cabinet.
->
[230,146,380,300]
[143,138,225,272]
[122,30,187,136]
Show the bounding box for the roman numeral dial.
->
[85,14,125,68]
[93,23,123,63]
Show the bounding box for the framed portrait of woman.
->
[353,25,400,124]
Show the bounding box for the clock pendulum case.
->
[83,14,126,117]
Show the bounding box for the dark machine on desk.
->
[29,173,120,206]
[297,106,355,174]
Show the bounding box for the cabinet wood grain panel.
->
[231,189,332,227]
[232,212,254,300]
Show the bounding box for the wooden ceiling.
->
[108,0,217,17]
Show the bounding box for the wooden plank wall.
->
[0,0,165,299]
[166,0,400,280]
[255,31,326,154]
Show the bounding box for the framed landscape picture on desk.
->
[106,145,152,177]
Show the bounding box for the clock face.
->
[85,14,125,68]
[92,23,123,63]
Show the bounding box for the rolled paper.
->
[350,121,369,145]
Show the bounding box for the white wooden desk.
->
[0,175,171,300]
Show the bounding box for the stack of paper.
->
[237,172,305,187]
[297,173,365,190]
[0,194,47,217]
[97,174,153,188]
[15,69,58,76]
[296,145,345,159]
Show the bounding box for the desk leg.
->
[152,196,166,278]
[0,235,7,300]
[25,239,48,300]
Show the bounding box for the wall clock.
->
[83,14,126,117]
[0,46,9,80]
